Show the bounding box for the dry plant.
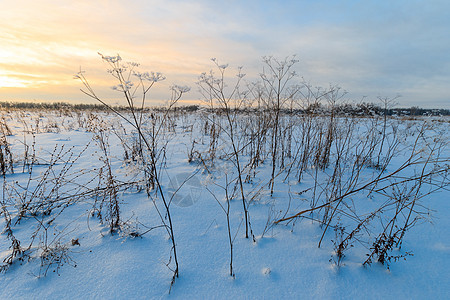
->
[206,172,237,278]
[1,186,25,273]
[197,58,251,238]
[90,118,121,233]
[275,119,449,267]
[258,56,300,195]
[0,119,14,176]
[35,223,78,278]
[75,53,189,289]
[0,138,91,273]
[376,95,400,168]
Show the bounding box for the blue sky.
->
[0,0,449,107]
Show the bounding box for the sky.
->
[0,0,449,108]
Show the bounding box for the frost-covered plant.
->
[376,95,400,168]
[0,124,14,176]
[0,196,25,273]
[206,171,237,278]
[276,120,449,268]
[198,58,252,239]
[38,240,76,277]
[76,53,190,289]
[258,56,300,195]
[90,118,121,233]
[35,225,78,278]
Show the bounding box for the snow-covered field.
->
[0,109,449,299]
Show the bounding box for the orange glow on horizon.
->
[1,0,447,108]
[0,76,29,88]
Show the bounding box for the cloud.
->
[0,0,448,108]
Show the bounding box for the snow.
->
[0,110,449,299]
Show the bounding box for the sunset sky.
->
[1,0,449,108]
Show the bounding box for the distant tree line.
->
[331,102,450,117]
[0,101,107,111]
[0,101,448,116]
